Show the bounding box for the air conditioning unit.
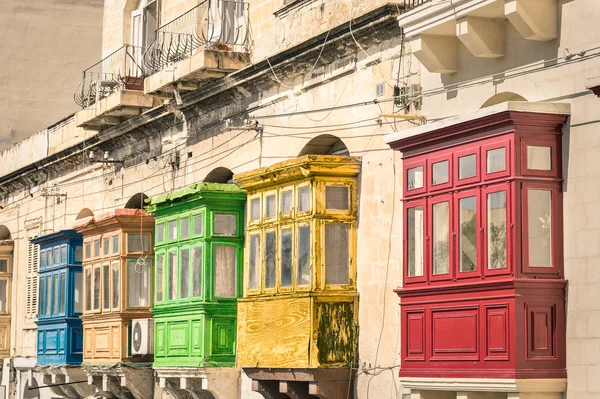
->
[131,318,154,356]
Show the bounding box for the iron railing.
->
[74,45,146,108]
[403,0,432,11]
[143,0,250,74]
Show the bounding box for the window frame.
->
[482,184,512,277]
[521,138,558,178]
[429,154,453,192]
[263,190,278,222]
[482,139,511,180]
[179,244,191,300]
[190,242,204,300]
[126,258,152,309]
[92,264,101,313]
[179,215,191,240]
[245,230,262,295]
[429,193,453,282]
[454,188,482,280]
[279,186,295,219]
[211,211,239,237]
[102,262,111,312]
[454,147,481,186]
[111,261,121,311]
[262,228,278,293]
[320,180,354,216]
[211,241,239,299]
[248,194,262,225]
[321,220,355,291]
[191,211,205,238]
[126,232,152,254]
[403,198,427,284]
[155,249,166,304]
[278,224,294,293]
[296,182,312,215]
[404,158,427,197]
[295,221,312,292]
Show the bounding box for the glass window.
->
[111,262,119,309]
[193,215,203,236]
[128,260,150,307]
[214,214,237,236]
[298,186,311,212]
[156,223,164,244]
[297,226,311,286]
[248,234,260,290]
[128,234,150,253]
[408,166,424,190]
[168,220,177,241]
[112,235,119,254]
[74,272,83,313]
[459,196,478,272]
[407,206,424,277]
[54,247,60,265]
[46,275,52,315]
[280,229,292,287]
[432,202,450,275]
[281,190,293,216]
[325,223,350,285]
[0,259,6,273]
[487,147,506,173]
[103,237,109,256]
[192,246,202,297]
[459,154,476,179]
[59,273,66,314]
[156,253,164,302]
[40,278,46,315]
[93,240,100,258]
[214,245,237,297]
[250,198,261,221]
[84,268,91,311]
[60,245,66,263]
[75,246,83,263]
[48,248,53,266]
[432,161,449,185]
[326,185,349,210]
[180,248,190,299]
[40,251,46,268]
[265,232,276,288]
[84,242,91,260]
[487,191,507,269]
[0,280,7,314]
[103,264,110,309]
[52,275,59,314]
[265,194,276,218]
[168,251,177,301]
[528,189,552,267]
[527,146,551,170]
[181,218,190,239]
[93,267,100,310]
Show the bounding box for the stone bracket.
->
[411,35,458,74]
[505,0,558,41]
[456,16,505,58]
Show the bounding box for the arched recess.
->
[125,193,149,209]
[23,376,40,399]
[204,167,234,184]
[481,92,527,108]
[0,226,10,240]
[298,134,349,156]
[76,208,94,220]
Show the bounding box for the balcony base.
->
[75,89,157,130]
[144,49,250,95]
[84,363,153,399]
[154,366,240,399]
[35,365,94,398]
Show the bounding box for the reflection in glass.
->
[487,191,507,269]
[156,254,164,302]
[459,196,477,272]
[326,185,349,209]
[251,198,261,221]
[180,248,189,299]
[193,215,203,236]
[192,246,202,297]
[281,190,293,216]
[432,202,449,275]
[112,262,119,308]
[487,147,506,173]
[74,272,82,313]
[265,232,276,288]
[280,229,292,287]
[459,154,477,179]
[527,146,551,170]
[297,226,311,286]
[214,246,236,297]
[181,218,189,239]
[407,206,424,277]
[298,186,311,212]
[408,167,424,190]
[214,214,237,236]
[528,190,552,267]
[325,223,349,285]
[128,260,149,307]
[168,251,177,300]
[103,264,110,309]
[0,280,6,313]
[265,195,276,218]
[248,234,260,289]
[432,161,449,185]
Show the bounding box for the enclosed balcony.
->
[143,0,250,95]
[74,45,157,130]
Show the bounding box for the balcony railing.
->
[403,0,431,11]
[74,45,146,108]
[143,0,250,74]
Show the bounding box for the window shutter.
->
[26,239,39,319]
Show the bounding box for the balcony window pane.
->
[168,251,177,301]
[180,248,190,299]
[46,276,52,315]
[40,252,45,268]
[326,185,349,210]
[48,249,53,266]
[181,218,189,239]
[459,154,476,179]
[432,202,449,275]
[298,186,311,212]
[0,259,8,273]
[432,161,449,185]
[103,237,109,256]
[297,226,311,286]
[157,223,164,244]
[128,234,150,253]
[250,198,261,221]
[408,166,423,190]
[94,240,100,258]
[84,242,91,260]
[74,272,82,313]
[487,191,507,269]
[459,196,478,272]
[265,194,276,218]
[248,234,260,290]
[214,246,236,297]
[192,246,202,297]
[528,189,552,267]
[0,280,6,313]
[528,146,551,170]
[59,273,66,314]
[487,147,506,173]
[103,264,110,309]
[265,232,276,288]
[193,215,203,236]
[325,223,349,285]
[112,262,119,309]
[280,228,292,287]
[75,246,83,263]
[407,206,424,277]
[85,269,91,311]
[156,254,164,302]
[53,275,59,314]
[112,235,119,254]
[281,190,293,216]
[93,267,100,310]
[214,214,237,236]
[168,220,177,241]
[40,276,46,315]
[61,246,67,264]
[54,247,60,265]
[128,260,150,307]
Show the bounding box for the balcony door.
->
[131,0,157,77]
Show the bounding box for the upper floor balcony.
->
[143,0,251,95]
[74,45,157,130]
[399,0,559,73]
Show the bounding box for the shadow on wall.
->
[0,226,10,241]
[125,193,149,209]
[204,167,234,183]
[298,134,349,156]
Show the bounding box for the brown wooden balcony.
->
[74,45,157,130]
[143,0,250,95]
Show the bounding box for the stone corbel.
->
[456,16,505,58]
[411,35,458,74]
[505,0,558,41]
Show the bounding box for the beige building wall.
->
[0,0,103,149]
